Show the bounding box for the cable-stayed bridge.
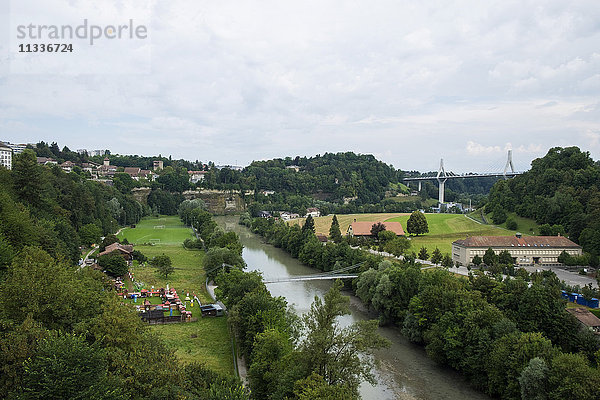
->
[402,150,527,204]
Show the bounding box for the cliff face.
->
[182,190,246,214]
[131,187,152,204]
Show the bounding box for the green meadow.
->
[385,213,516,254]
[118,216,234,375]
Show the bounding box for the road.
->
[353,247,598,288]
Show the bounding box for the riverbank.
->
[216,216,491,400]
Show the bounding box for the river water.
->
[215,216,489,400]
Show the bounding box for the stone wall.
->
[182,190,246,214]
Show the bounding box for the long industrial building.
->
[452,233,582,266]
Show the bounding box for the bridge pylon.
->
[503,150,515,179]
[436,158,448,204]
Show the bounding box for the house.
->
[0,144,13,170]
[97,158,117,177]
[124,167,141,177]
[36,157,58,166]
[286,165,300,172]
[261,190,276,196]
[97,242,134,262]
[567,308,600,334]
[258,211,272,218]
[452,233,582,266]
[280,212,300,221]
[60,161,75,173]
[347,221,405,237]
[188,170,207,184]
[305,207,320,218]
[153,160,164,170]
[81,162,100,178]
[316,234,328,243]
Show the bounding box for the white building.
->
[188,170,207,184]
[0,145,12,170]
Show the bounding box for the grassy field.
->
[118,216,234,375]
[289,213,410,235]
[291,212,520,255]
[118,216,195,244]
[385,213,516,254]
[152,318,233,376]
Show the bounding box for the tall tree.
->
[298,280,389,396]
[483,247,498,266]
[329,215,342,243]
[302,215,315,235]
[418,246,429,260]
[431,247,443,264]
[406,211,429,236]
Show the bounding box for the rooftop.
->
[453,235,581,248]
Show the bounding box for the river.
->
[215,216,490,400]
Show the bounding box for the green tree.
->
[203,247,246,280]
[383,237,411,257]
[329,215,342,243]
[370,222,386,238]
[132,250,147,264]
[215,269,266,309]
[506,218,518,230]
[498,249,514,265]
[431,247,443,264]
[12,149,45,209]
[248,329,292,399]
[548,352,600,400]
[20,333,118,400]
[483,247,498,266]
[441,253,453,268]
[293,373,357,400]
[79,223,102,247]
[472,254,482,266]
[491,206,507,225]
[298,280,389,396]
[418,246,429,260]
[98,252,129,277]
[378,230,397,243]
[406,211,428,236]
[151,254,174,279]
[303,215,316,235]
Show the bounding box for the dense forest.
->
[0,151,247,399]
[486,147,600,257]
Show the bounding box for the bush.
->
[506,218,517,230]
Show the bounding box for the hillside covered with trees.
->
[486,147,600,259]
[0,151,247,399]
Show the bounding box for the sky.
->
[1,0,599,173]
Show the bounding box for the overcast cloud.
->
[1,0,599,172]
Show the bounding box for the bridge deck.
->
[264,274,358,283]
[403,172,522,181]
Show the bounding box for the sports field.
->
[118,216,195,244]
[118,215,234,375]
